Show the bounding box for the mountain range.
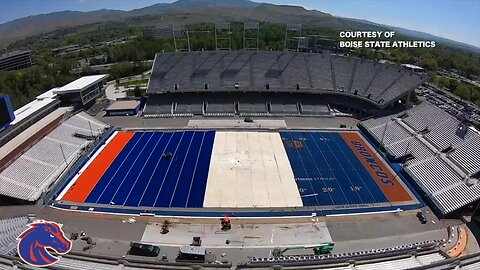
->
[0,0,478,53]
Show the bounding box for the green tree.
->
[437,76,450,89]
[110,61,134,80]
[453,84,471,100]
[475,99,480,107]
[421,57,438,71]
[133,86,142,97]
[471,87,480,101]
[449,79,460,92]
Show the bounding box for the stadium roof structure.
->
[0,112,108,201]
[54,74,109,94]
[11,88,58,125]
[146,51,426,108]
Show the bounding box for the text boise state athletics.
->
[339,31,436,48]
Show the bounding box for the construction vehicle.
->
[272,242,335,257]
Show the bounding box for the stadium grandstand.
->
[1,39,480,269]
[143,51,426,118]
[0,75,111,204]
[0,112,108,201]
[0,216,36,256]
[360,101,480,215]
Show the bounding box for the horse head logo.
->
[17,220,72,267]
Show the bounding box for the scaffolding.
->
[215,23,232,51]
[284,24,302,52]
[243,21,260,51]
[172,24,191,52]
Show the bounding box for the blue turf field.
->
[280,131,389,207]
[84,131,215,208]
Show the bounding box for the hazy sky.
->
[0,0,479,47]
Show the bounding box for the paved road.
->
[98,115,360,130]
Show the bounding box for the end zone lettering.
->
[350,141,395,186]
[340,132,413,202]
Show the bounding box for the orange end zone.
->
[62,131,135,203]
[340,132,413,202]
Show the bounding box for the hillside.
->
[0,0,383,49]
[346,18,480,55]
[0,0,478,53]
[0,10,124,48]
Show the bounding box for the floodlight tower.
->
[243,21,260,51]
[284,24,302,52]
[172,24,191,52]
[215,22,232,51]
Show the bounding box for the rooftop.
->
[0,107,68,160]
[0,50,31,61]
[106,100,141,111]
[402,63,424,70]
[11,88,58,125]
[51,44,80,52]
[55,75,109,94]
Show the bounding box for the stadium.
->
[0,29,479,270]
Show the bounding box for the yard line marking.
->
[109,132,155,204]
[169,131,195,207]
[123,132,165,206]
[137,133,174,206]
[57,131,119,200]
[285,131,320,206]
[186,132,206,207]
[322,132,363,204]
[331,133,378,203]
[340,132,412,202]
[95,132,146,203]
[152,131,186,207]
[297,132,334,206]
[307,132,350,205]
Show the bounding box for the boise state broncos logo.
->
[17,220,72,267]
